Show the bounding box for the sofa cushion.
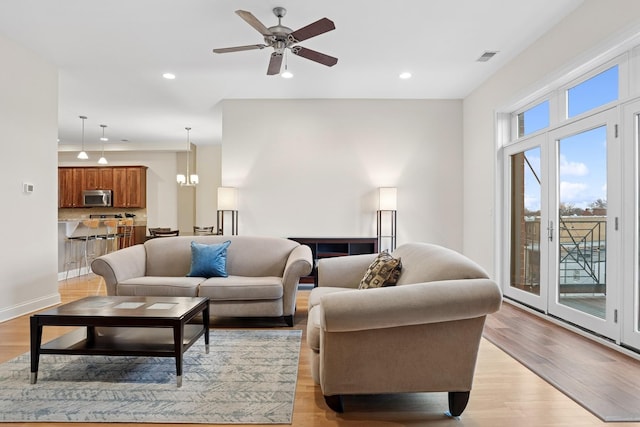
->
[358,251,402,289]
[187,240,231,278]
[117,276,203,297]
[199,276,283,301]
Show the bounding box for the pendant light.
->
[177,127,198,186]
[77,115,88,160]
[97,124,108,165]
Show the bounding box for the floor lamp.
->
[377,187,397,252]
[217,187,238,235]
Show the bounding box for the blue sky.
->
[522,65,617,212]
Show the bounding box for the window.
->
[567,65,618,118]
[517,100,550,138]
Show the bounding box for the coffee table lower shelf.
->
[40,325,206,355]
[36,325,208,386]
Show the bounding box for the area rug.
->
[0,329,302,424]
[484,302,640,422]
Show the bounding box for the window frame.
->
[558,56,627,122]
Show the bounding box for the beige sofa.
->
[306,242,502,416]
[91,235,313,326]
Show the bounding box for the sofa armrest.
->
[319,279,502,332]
[317,253,378,289]
[91,244,147,296]
[281,244,313,315]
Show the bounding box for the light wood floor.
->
[1,276,639,427]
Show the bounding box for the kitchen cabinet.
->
[113,166,147,208]
[58,167,84,208]
[58,166,146,208]
[84,167,113,190]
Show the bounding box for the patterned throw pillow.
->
[358,251,402,289]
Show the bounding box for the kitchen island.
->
[57,216,147,280]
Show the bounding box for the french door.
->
[547,110,620,340]
[622,99,640,350]
[503,134,549,312]
[504,109,621,341]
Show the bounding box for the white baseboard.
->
[0,292,61,323]
[57,266,91,281]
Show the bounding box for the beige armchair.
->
[306,243,502,416]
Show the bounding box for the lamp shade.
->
[218,187,238,210]
[378,187,397,210]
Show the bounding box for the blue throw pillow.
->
[187,240,231,278]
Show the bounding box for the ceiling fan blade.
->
[289,18,335,43]
[235,10,273,36]
[267,52,283,75]
[291,46,338,67]
[213,44,267,54]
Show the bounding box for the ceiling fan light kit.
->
[213,7,337,76]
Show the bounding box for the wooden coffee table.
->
[30,296,209,387]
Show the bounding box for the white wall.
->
[196,144,222,229]
[58,151,179,229]
[222,99,463,249]
[463,0,640,276]
[0,34,59,321]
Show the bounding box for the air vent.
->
[477,51,498,62]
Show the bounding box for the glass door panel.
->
[556,126,607,318]
[510,147,542,296]
[548,109,619,341]
[503,135,548,311]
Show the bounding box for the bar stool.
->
[119,218,135,248]
[78,218,100,275]
[62,221,83,280]
[101,219,119,253]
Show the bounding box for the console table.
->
[289,237,378,286]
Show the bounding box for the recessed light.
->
[162,73,176,80]
[399,72,412,79]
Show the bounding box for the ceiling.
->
[0,0,584,151]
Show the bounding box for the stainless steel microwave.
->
[82,189,112,207]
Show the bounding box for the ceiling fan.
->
[213,7,338,76]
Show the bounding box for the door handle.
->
[547,220,554,242]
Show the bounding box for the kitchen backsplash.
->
[58,207,147,223]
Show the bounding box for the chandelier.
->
[176,127,199,186]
